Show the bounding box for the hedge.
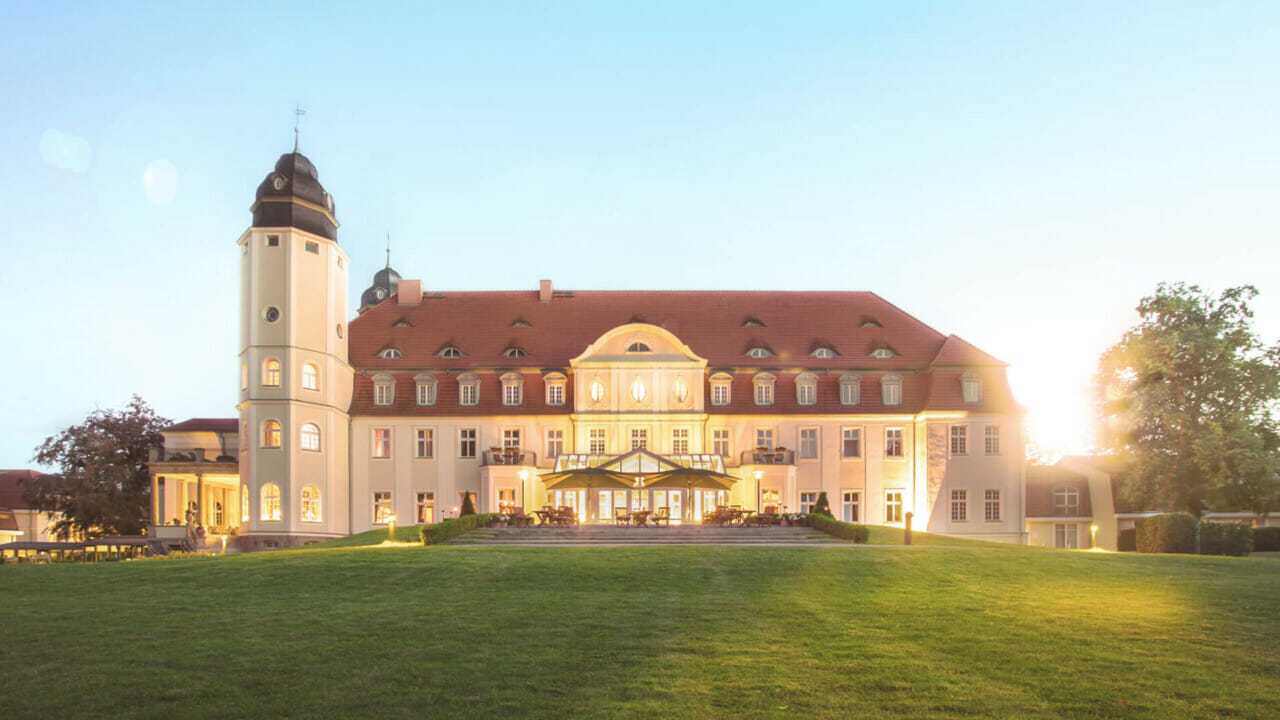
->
[1116,528,1137,552]
[1199,522,1253,557]
[420,514,498,545]
[1136,513,1198,554]
[1254,526,1280,552]
[805,514,870,543]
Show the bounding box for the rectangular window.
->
[416,492,435,524]
[885,428,904,458]
[756,428,774,452]
[951,489,968,522]
[503,382,522,406]
[671,428,689,454]
[630,428,648,450]
[460,382,478,406]
[304,240,319,254]
[985,425,1001,455]
[373,492,393,524]
[265,234,280,247]
[498,489,516,513]
[546,383,565,406]
[589,428,606,455]
[374,383,393,406]
[458,428,477,459]
[800,491,818,514]
[842,428,862,458]
[841,490,860,523]
[760,488,781,514]
[885,490,904,524]
[840,380,860,406]
[754,382,773,406]
[1055,523,1079,549]
[415,429,434,459]
[796,383,815,406]
[372,429,391,458]
[712,429,730,457]
[546,429,564,459]
[950,426,967,456]
[883,380,902,406]
[417,382,436,406]
[984,489,1001,522]
[503,429,521,451]
[711,384,729,406]
[799,428,818,459]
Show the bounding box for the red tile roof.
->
[0,469,47,510]
[1025,465,1093,518]
[165,418,239,433]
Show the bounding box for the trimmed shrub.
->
[1135,513,1198,554]
[420,513,497,545]
[1116,528,1137,552]
[460,491,476,516]
[812,491,834,518]
[1199,522,1253,557]
[805,514,870,543]
[1253,526,1280,552]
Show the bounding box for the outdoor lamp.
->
[388,514,397,542]
[1090,524,1098,547]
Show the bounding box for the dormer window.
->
[881,375,902,406]
[501,373,523,406]
[503,347,529,359]
[373,374,396,406]
[710,372,732,406]
[861,317,882,328]
[753,373,776,406]
[961,372,982,403]
[811,347,837,359]
[1052,486,1081,516]
[746,347,772,360]
[870,348,896,359]
[458,374,480,406]
[544,372,566,406]
[393,318,413,328]
[839,374,861,406]
[627,342,651,353]
[438,346,463,359]
[512,318,533,328]
[415,374,437,406]
[742,317,766,328]
[379,348,403,360]
[795,373,818,406]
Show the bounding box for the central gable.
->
[571,323,706,366]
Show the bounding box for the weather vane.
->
[293,103,306,152]
[386,233,392,269]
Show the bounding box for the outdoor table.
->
[631,510,651,527]
[535,510,553,526]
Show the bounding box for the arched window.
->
[438,346,463,359]
[241,484,249,522]
[709,372,732,406]
[302,363,319,391]
[795,373,818,406]
[753,373,775,406]
[811,347,836,359]
[672,377,690,404]
[373,374,395,406]
[379,348,403,360]
[627,342,651,353]
[589,378,607,403]
[839,374,861,406]
[501,373,523,406]
[871,348,896,359]
[300,423,321,452]
[881,375,902,406]
[301,485,321,522]
[630,378,647,403]
[503,347,528,358]
[746,347,772,359]
[1052,486,1080,516]
[261,420,281,448]
[961,372,982,403]
[544,372,567,406]
[458,374,480,406]
[262,358,281,387]
[260,483,281,521]
[415,374,437,406]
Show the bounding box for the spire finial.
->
[385,233,391,270]
[293,103,306,152]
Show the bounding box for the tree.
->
[460,491,476,516]
[1096,283,1280,517]
[25,396,169,539]
[812,491,834,518]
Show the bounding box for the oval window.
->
[590,380,607,402]
[631,379,647,403]
[672,377,689,403]
[264,306,280,323]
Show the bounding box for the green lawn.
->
[2,542,1278,719]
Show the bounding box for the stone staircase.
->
[452,524,842,546]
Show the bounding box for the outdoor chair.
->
[614,507,631,527]
[651,507,670,527]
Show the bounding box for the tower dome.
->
[360,265,401,312]
[251,151,339,241]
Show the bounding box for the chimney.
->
[398,279,422,305]
[539,279,553,303]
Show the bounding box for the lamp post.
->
[753,470,763,512]
[1090,524,1098,549]
[387,514,397,543]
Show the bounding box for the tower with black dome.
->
[237,146,352,548]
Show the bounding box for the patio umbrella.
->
[643,468,738,521]
[539,467,636,522]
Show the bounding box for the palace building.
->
[150,147,1027,549]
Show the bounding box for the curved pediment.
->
[571,323,706,367]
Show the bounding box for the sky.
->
[2,1,1279,467]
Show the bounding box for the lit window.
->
[416,492,435,524]
[670,378,689,404]
[760,488,781,514]
[262,358,281,387]
[885,428,903,458]
[459,428,477,458]
[438,346,462,359]
[502,373,523,406]
[985,425,1001,455]
[811,347,836,359]
[800,492,818,514]
[1052,486,1080,516]
[589,379,607,403]
[885,490,903,524]
[261,420,281,448]
[799,428,818,459]
[631,428,648,450]
[546,429,564,459]
[458,375,479,406]
[545,373,566,406]
[498,489,516,513]
[241,484,249,522]
[630,378,647,403]
[950,426,967,456]
[951,489,968,522]
[753,373,775,406]
[373,375,395,406]
[302,363,319,391]
[416,428,434,459]
[373,492,393,524]
[300,423,321,452]
[379,348,403,359]
[755,428,774,452]
[504,347,529,358]
[961,373,982,403]
[672,428,689,454]
[712,429,729,457]
[839,374,860,406]
[710,373,732,406]
[871,348,896,359]
[372,428,391,458]
[241,363,248,391]
[746,347,772,359]
[260,483,281,521]
[984,489,1001,521]
[503,428,521,451]
[796,373,817,406]
[416,375,437,406]
[301,485,321,522]
[842,428,861,458]
[589,428,606,455]
[627,342,651,353]
[881,375,902,406]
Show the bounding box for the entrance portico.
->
[540,448,735,524]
